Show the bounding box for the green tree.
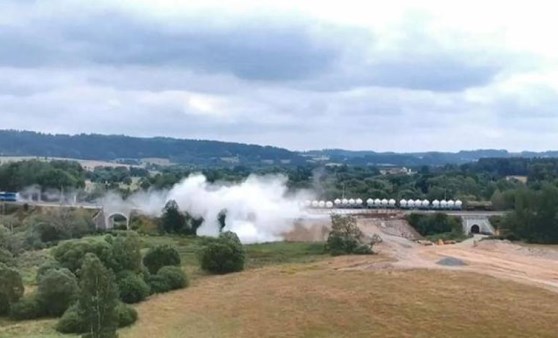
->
[0,263,24,315]
[325,215,372,256]
[159,200,186,234]
[111,232,142,273]
[78,254,119,338]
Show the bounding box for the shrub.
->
[353,244,373,255]
[143,245,181,274]
[37,268,79,316]
[116,271,150,304]
[56,303,84,334]
[199,231,245,274]
[23,230,46,250]
[57,302,136,334]
[0,263,24,315]
[111,232,142,273]
[157,266,188,290]
[147,274,171,294]
[10,295,44,320]
[140,265,151,283]
[52,238,115,273]
[36,260,63,283]
[326,215,372,256]
[0,248,15,267]
[116,302,138,328]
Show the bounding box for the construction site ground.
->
[292,214,558,293]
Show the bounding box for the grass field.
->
[3,236,558,337]
[121,263,558,338]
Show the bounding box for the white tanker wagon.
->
[305,196,463,210]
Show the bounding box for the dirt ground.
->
[285,215,558,293]
[353,218,558,293]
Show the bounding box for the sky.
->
[1,0,557,152]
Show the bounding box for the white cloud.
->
[0,0,558,151]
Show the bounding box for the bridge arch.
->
[106,212,130,230]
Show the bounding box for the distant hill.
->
[1,130,557,167]
[302,149,558,167]
[0,130,304,166]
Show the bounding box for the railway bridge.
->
[310,209,503,235]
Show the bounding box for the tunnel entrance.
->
[470,224,480,234]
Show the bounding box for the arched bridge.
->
[93,209,132,230]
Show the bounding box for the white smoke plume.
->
[98,173,315,244]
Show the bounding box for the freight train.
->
[0,192,18,202]
[303,198,465,210]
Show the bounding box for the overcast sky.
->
[1,0,557,151]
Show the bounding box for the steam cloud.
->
[100,174,314,243]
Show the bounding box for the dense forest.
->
[3,130,558,167]
[0,130,304,166]
[3,157,558,243]
[2,157,557,203]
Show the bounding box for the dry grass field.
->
[2,237,558,338]
[121,257,558,338]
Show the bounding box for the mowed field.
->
[2,238,558,337]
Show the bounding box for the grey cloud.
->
[1,2,556,152]
[364,56,499,91]
[0,3,504,92]
[0,9,342,81]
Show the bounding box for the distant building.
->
[505,175,528,184]
[379,167,414,176]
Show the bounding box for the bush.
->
[157,266,188,290]
[52,238,114,273]
[140,265,151,283]
[37,268,79,316]
[0,248,15,267]
[116,302,138,328]
[116,271,150,304]
[10,295,45,320]
[36,260,63,283]
[143,245,181,274]
[111,232,142,273]
[57,302,137,334]
[56,304,84,334]
[353,244,373,255]
[326,215,372,256]
[0,263,24,315]
[147,274,171,294]
[199,231,245,274]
